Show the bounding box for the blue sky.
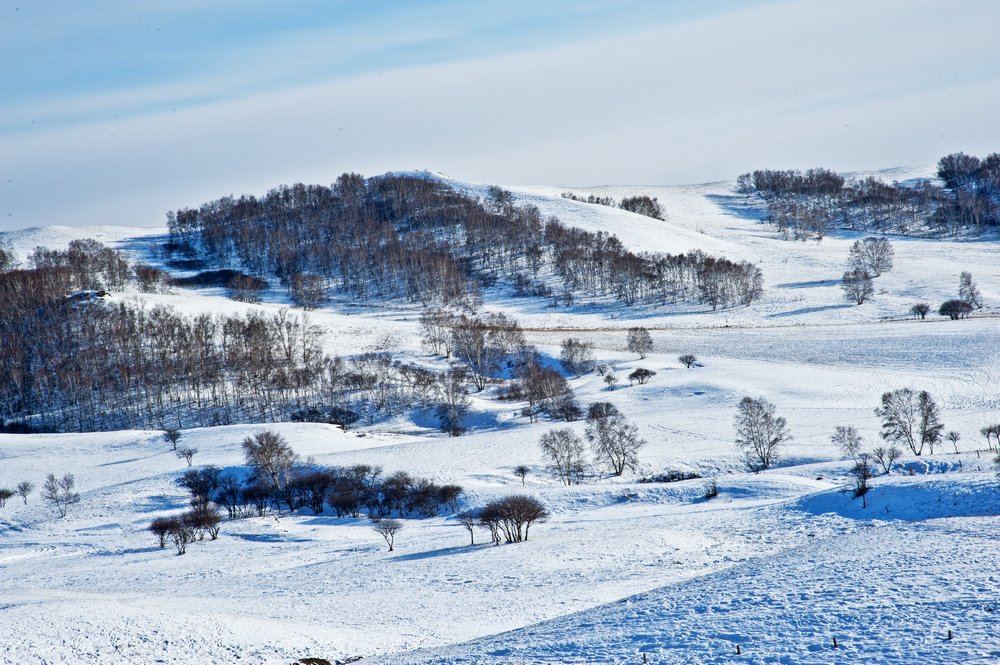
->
[2,0,999,230]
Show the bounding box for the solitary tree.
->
[678,354,698,369]
[176,446,198,467]
[626,327,654,359]
[539,428,587,485]
[842,269,874,305]
[513,465,529,485]
[603,371,618,391]
[734,397,790,471]
[42,473,80,517]
[628,368,656,385]
[875,389,943,456]
[16,481,33,505]
[372,518,403,551]
[831,425,863,462]
[946,431,961,454]
[586,413,646,476]
[848,237,894,276]
[959,272,982,309]
[559,338,596,376]
[163,428,182,451]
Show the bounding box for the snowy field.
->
[1,171,999,664]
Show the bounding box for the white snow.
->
[1,172,998,664]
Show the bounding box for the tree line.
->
[737,151,1000,238]
[166,174,762,310]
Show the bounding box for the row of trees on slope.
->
[737,151,1000,238]
[166,174,762,310]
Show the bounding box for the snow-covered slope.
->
[1,171,999,664]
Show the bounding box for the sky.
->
[2,0,999,231]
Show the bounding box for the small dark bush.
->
[638,469,702,484]
[290,406,361,429]
[170,269,257,288]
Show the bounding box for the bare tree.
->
[435,367,470,437]
[163,428,182,451]
[289,273,329,310]
[242,430,299,492]
[227,273,267,303]
[586,413,646,476]
[851,452,875,503]
[842,269,874,305]
[513,465,529,485]
[539,428,587,485]
[480,495,549,542]
[910,303,930,319]
[678,354,697,369]
[959,271,982,309]
[626,327,653,359]
[603,370,618,391]
[372,518,403,551]
[0,489,13,508]
[176,446,198,467]
[16,481,33,505]
[831,425,863,462]
[149,516,173,548]
[872,445,903,475]
[946,431,961,454]
[457,511,476,545]
[628,368,655,385]
[875,389,943,456]
[734,397,790,471]
[42,473,80,517]
[559,338,595,376]
[848,237,894,276]
[939,299,973,320]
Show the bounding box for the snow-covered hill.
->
[1,172,998,664]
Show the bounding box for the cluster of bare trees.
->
[152,430,464,553]
[0,255,482,433]
[539,403,647,482]
[560,192,665,220]
[166,174,761,311]
[738,152,1000,239]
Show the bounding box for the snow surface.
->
[1,172,999,664]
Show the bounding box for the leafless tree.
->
[513,465,529,485]
[628,368,656,385]
[163,428,182,451]
[842,269,874,305]
[372,518,403,551]
[149,516,173,548]
[872,445,903,474]
[851,452,875,503]
[0,489,13,508]
[831,425,863,462]
[16,481,33,505]
[457,511,476,545]
[848,237,894,276]
[678,354,697,369]
[242,430,299,492]
[875,389,943,456]
[539,428,587,485]
[910,303,930,319]
[560,338,595,376]
[959,271,982,309]
[734,397,790,471]
[939,299,973,319]
[479,495,549,542]
[176,446,198,467]
[42,473,80,517]
[603,370,618,391]
[945,431,961,454]
[586,413,646,476]
[626,327,653,359]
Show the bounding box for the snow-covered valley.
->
[1,172,998,664]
